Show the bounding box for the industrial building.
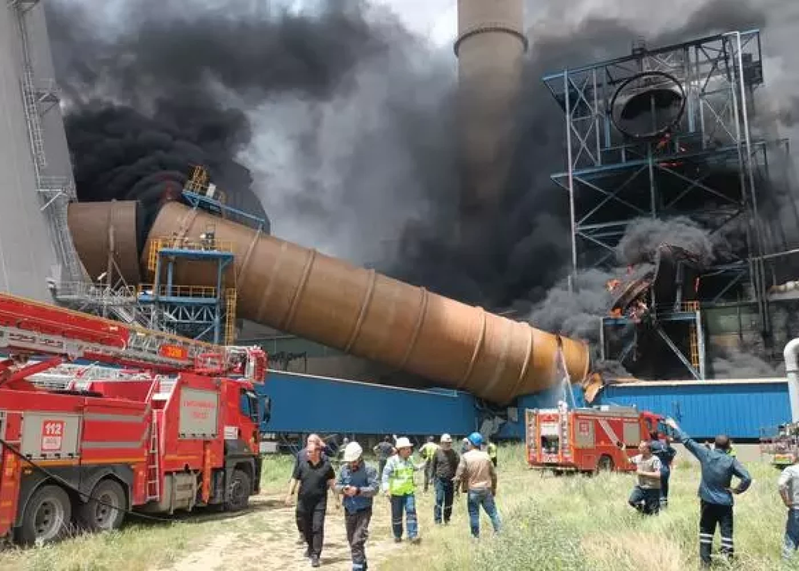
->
[1,0,797,446]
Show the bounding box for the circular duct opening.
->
[610,71,686,140]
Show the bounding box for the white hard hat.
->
[342,442,363,462]
[440,433,452,443]
[395,437,413,449]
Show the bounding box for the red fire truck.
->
[0,293,269,544]
[525,404,665,473]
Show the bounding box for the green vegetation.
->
[2,446,799,570]
[381,445,799,571]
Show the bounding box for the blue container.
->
[596,379,790,440]
[257,370,477,436]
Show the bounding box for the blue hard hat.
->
[468,432,484,447]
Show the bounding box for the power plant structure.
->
[544,30,799,385]
[454,0,527,240]
[0,1,83,301]
[0,1,797,442]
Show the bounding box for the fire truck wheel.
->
[77,479,127,532]
[225,469,252,512]
[18,484,72,545]
[596,455,615,472]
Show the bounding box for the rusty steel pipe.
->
[70,201,589,403]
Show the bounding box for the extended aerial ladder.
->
[0,292,266,388]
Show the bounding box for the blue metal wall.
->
[596,380,790,440]
[257,370,477,436]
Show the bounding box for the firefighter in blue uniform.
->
[649,430,677,508]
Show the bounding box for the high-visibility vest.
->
[487,443,497,459]
[388,458,415,496]
[421,443,439,460]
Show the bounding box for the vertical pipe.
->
[564,70,578,284]
[696,309,706,380]
[593,69,601,166]
[784,338,799,422]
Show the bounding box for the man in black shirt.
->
[286,439,335,567]
[430,433,460,525]
[373,435,395,478]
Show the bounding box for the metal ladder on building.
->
[12,0,84,284]
[146,410,161,501]
[559,410,570,460]
[224,289,237,345]
[685,302,700,370]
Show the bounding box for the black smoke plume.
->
[47,0,390,234]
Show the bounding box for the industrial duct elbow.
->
[785,338,799,422]
[68,201,590,404]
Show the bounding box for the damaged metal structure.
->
[544,30,799,418]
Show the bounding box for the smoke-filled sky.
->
[48,0,799,314]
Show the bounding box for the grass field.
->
[2,446,799,570]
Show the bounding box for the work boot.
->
[393,537,402,543]
[410,537,422,545]
[311,555,320,568]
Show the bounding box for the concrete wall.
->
[0,3,58,300]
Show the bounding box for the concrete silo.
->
[455,0,527,239]
[0,1,82,300]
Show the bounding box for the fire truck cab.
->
[525,403,665,473]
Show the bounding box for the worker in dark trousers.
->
[335,441,378,571]
[649,431,677,508]
[419,436,439,493]
[429,433,459,525]
[382,437,424,544]
[292,434,327,545]
[665,418,752,567]
[372,436,394,479]
[286,438,336,568]
[627,441,662,515]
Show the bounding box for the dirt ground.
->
[163,492,405,571]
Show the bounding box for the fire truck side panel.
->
[88,380,154,402]
[20,412,81,459]
[220,381,261,496]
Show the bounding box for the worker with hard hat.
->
[381,436,425,544]
[453,432,501,538]
[429,433,460,525]
[419,436,440,493]
[335,441,379,571]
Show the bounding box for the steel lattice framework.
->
[543,30,795,379]
[545,30,781,312]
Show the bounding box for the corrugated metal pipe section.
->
[68,201,590,404]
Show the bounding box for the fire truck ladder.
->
[146,410,161,501]
[559,410,570,460]
[0,293,218,372]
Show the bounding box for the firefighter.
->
[335,441,378,571]
[382,437,425,544]
[627,441,662,515]
[664,418,752,567]
[419,436,439,493]
[649,431,677,508]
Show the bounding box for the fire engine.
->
[760,422,799,468]
[0,293,270,544]
[525,403,665,473]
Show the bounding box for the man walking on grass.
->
[382,437,425,544]
[286,439,336,568]
[292,434,327,545]
[454,432,501,538]
[419,436,439,493]
[335,441,378,571]
[373,436,394,479]
[664,417,751,567]
[430,433,459,525]
[627,440,662,515]
[779,451,799,560]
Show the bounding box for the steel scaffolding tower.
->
[544,30,790,378]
